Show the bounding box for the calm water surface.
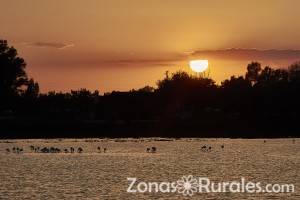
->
[0,138,299,199]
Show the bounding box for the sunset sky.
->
[2,0,300,92]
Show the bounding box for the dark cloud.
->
[24,42,74,49]
[188,48,300,60]
[101,49,300,66]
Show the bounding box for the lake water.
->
[0,138,299,199]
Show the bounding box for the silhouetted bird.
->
[35,147,40,153]
[151,147,156,153]
[146,148,151,153]
[55,148,61,153]
[41,147,49,153]
[77,147,83,153]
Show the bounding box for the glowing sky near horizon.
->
[1,0,300,92]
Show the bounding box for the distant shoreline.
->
[1,118,299,139]
[0,137,298,140]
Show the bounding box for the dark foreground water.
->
[0,138,299,199]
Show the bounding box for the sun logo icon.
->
[176,175,199,196]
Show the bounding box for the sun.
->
[189,60,209,73]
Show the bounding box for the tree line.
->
[1,40,300,138]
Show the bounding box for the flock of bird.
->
[4,145,157,154]
[5,147,24,153]
[200,144,225,152]
[146,147,157,153]
[5,145,108,154]
[3,139,296,154]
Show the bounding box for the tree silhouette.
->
[24,78,40,98]
[221,75,251,90]
[257,66,288,86]
[288,61,300,83]
[157,71,215,93]
[0,40,28,98]
[245,61,261,85]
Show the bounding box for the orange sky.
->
[1,0,300,92]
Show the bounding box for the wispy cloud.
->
[187,48,300,60]
[102,58,180,66]
[23,42,74,50]
[107,49,300,66]
[101,49,300,66]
